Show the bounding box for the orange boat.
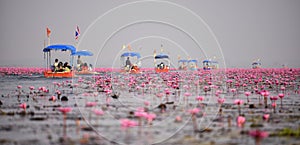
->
[42,44,76,78]
[252,59,261,69]
[154,54,170,73]
[178,59,188,71]
[120,52,141,74]
[203,60,218,70]
[44,70,74,78]
[71,50,99,75]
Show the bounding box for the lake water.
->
[0,69,300,145]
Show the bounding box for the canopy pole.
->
[46,52,48,71]
[44,52,45,68]
[49,51,52,68]
[71,55,74,71]
[47,37,50,46]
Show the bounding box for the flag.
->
[46,27,51,37]
[75,26,80,40]
[127,44,131,51]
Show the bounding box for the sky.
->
[0,0,299,68]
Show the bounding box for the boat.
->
[203,59,218,70]
[120,52,141,74]
[43,44,76,78]
[252,62,261,69]
[154,54,170,73]
[178,59,188,70]
[72,50,99,75]
[188,59,198,71]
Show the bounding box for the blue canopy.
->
[72,50,93,56]
[203,60,211,63]
[252,62,261,65]
[178,59,188,63]
[155,54,169,59]
[121,52,141,58]
[43,44,76,54]
[188,59,197,63]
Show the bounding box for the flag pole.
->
[47,37,50,46]
[46,27,51,46]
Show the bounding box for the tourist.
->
[77,56,83,71]
[63,62,71,72]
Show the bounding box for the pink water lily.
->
[236,116,246,128]
[120,119,138,129]
[188,108,200,115]
[17,85,22,89]
[278,93,284,99]
[278,93,285,109]
[93,109,104,116]
[261,90,270,108]
[218,98,225,104]
[234,99,244,115]
[234,99,244,105]
[249,129,268,145]
[263,114,269,121]
[270,96,278,113]
[245,91,251,103]
[58,107,72,114]
[145,113,156,125]
[58,107,72,137]
[19,103,26,111]
[175,116,182,122]
[188,108,200,132]
[230,88,237,96]
[29,86,34,90]
[49,96,56,101]
[86,102,97,107]
[184,92,191,97]
[144,101,150,106]
[196,96,204,101]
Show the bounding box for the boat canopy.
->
[72,50,93,56]
[121,52,141,58]
[178,59,188,63]
[252,62,261,65]
[203,60,210,63]
[43,44,76,54]
[155,54,169,59]
[188,60,197,63]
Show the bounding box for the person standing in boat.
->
[77,55,83,71]
[125,57,132,71]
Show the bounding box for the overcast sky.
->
[0,0,299,68]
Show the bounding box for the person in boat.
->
[159,62,165,70]
[56,62,64,72]
[51,59,59,72]
[63,62,71,72]
[88,64,93,71]
[125,57,132,71]
[82,63,88,71]
[77,56,83,71]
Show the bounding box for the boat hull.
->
[44,71,74,78]
[120,67,140,74]
[155,68,169,73]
